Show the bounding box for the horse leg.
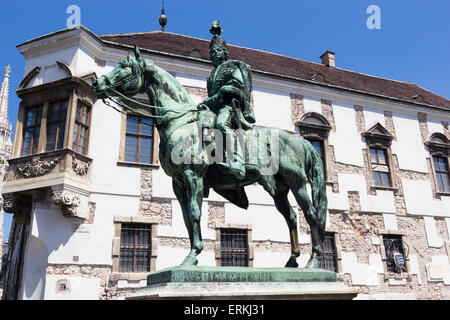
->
[291,184,323,269]
[172,179,195,263]
[179,167,204,266]
[273,187,300,268]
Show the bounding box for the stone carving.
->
[17,156,60,177]
[2,193,22,213]
[52,191,81,218]
[72,155,90,176]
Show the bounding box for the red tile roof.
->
[100,31,450,111]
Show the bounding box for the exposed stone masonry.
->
[321,99,336,132]
[208,201,225,229]
[384,111,397,140]
[289,93,304,125]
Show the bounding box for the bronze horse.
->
[91,45,328,268]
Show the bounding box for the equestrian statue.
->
[91,21,328,269]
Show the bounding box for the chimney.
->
[320,50,335,67]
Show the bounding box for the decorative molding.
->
[72,154,90,176]
[18,66,41,90]
[2,193,22,213]
[52,191,81,218]
[17,156,60,177]
[56,61,73,77]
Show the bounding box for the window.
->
[46,99,68,151]
[220,229,248,267]
[433,156,450,193]
[72,101,90,155]
[425,133,450,195]
[296,112,331,181]
[125,115,154,164]
[305,138,326,176]
[318,232,337,272]
[383,234,408,274]
[370,147,391,187]
[119,223,152,273]
[362,123,396,189]
[22,105,43,156]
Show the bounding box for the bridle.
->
[100,59,198,120]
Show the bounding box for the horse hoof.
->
[181,255,198,266]
[305,258,319,269]
[285,257,299,268]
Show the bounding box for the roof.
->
[71,30,450,111]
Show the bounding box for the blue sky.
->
[1,0,450,242]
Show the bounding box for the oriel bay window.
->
[14,77,94,159]
[72,101,91,155]
[46,99,68,151]
[22,105,43,156]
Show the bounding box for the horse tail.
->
[303,140,328,239]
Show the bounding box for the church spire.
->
[0,65,11,123]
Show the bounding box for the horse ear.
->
[134,44,141,59]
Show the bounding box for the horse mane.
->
[149,62,196,108]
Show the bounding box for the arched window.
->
[296,112,331,181]
[425,133,450,194]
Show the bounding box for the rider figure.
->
[200,20,256,179]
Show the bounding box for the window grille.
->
[119,224,152,273]
[318,232,337,272]
[383,235,408,274]
[220,229,248,267]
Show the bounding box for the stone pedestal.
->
[127,266,357,300]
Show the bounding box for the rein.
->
[102,87,200,131]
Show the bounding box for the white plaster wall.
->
[402,178,450,217]
[423,216,443,248]
[31,192,138,266]
[383,213,398,230]
[44,276,101,300]
[20,235,48,300]
[338,173,396,213]
[155,246,215,270]
[427,116,445,137]
[23,46,78,88]
[363,106,385,131]
[158,201,214,240]
[303,96,322,114]
[391,111,428,172]
[341,252,383,286]
[328,101,364,166]
[252,250,294,268]
[89,100,141,196]
[253,87,293,132]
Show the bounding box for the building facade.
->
[1,26,450,300]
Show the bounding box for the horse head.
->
[91,44,151,99]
